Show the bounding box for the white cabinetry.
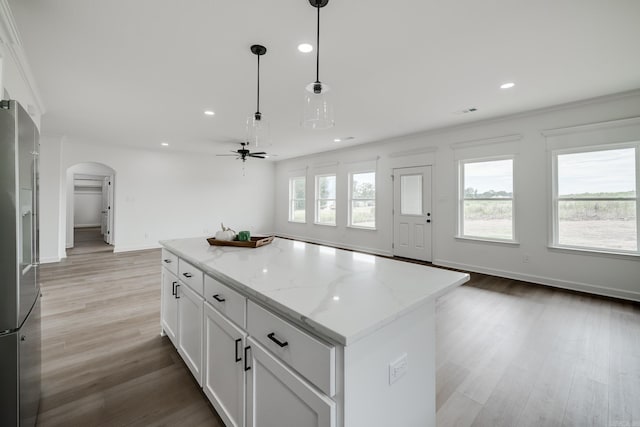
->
[161,268,178,346]
[204,303,247,427]
[177,282,204,386]
[245,337,336,427]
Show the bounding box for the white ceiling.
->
[8,0,640,159]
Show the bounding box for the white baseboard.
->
[74,224,101,228]
[276,233,393,258]
[114,243,162,253]
[40,256,61,264]
[434,258,640,302]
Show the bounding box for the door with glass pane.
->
[393,166,432,261]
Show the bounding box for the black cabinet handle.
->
[267,332,289,348]
[183,272,193,278]
[172,281,177,296]
[175,284,180,299]
[235,338,242,362]
[213,294,226,302]
[244,346,251,371]
[163,259,172,264]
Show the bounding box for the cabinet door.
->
[177,281,204,386]
[204,303,247,427]
[246,338,335,427]
[161,269,178,347]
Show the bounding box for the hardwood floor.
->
[66,227,113,256]
[38,249,640,426]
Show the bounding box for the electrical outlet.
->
[389,354,408,385]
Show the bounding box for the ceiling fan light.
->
[302,84,334,130]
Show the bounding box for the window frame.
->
[348,170,376,230]
[314,173,337,226]
[550,142,639,256]
[457,155,517,244]
[288,176,306,223]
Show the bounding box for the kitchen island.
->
[160,237,469,427]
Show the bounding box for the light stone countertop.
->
[161,237,469,346]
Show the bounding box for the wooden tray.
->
[207,235,274,248]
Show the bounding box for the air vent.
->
[453,107,478,115]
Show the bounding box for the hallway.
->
[66,227,112,256]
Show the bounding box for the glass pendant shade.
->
[302,82,334,130]
[247,112,269,148]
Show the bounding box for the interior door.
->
[101,177,108,238]
[104,175,114,245]
[393,166,432,261]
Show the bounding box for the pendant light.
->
[302,0,334,130]
[247,44,269,147]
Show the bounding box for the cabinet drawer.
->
[204,275,246,328]
[161,249,178,276]
[178,259,204,296]
[247,301,335,397]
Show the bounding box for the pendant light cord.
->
[256,54,261,115]
[315,4,320,84]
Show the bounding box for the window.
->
[349,171,376,228]
[288,176,306,223]
[315,174,336,225]
[459,157,514,241]
[553,145,638,254]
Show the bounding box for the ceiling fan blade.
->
[251,152,267,155]
[248,155,266,159]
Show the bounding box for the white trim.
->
[276,233,393,257]
[450,134,522,150]
[311,161,339,169]
[388,147,438,158]
[547,245,639,260]
[0,1,46,113]
[434,258,640,302]
[541,116,640,137]
[40,256,61,264]
[454,236,520,246]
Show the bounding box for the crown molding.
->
[450,133,522,150]
[0,0,46,114]
[389,146,438,158]
[541,116,640,137]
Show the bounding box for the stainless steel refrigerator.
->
[0,99,41,426]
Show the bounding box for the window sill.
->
[346,225,377,231]
[455,236,520,246]
[288,220,306,224]
[314,222,337,227]
[547,245,640,260]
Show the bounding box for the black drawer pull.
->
[175,284,180,299]
[244,346,251,371]
[183,272,193,278]
[213,294,226,302]
[163,259,172,264]
[267,332,289,348]
[172,281,177,296]
[235,338,242,362]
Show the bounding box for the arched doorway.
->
[65,162,115,255]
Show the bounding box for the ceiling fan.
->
[217,142,269,162]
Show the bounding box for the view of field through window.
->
[462,159,514,240]
[350,172,376,228]
[316,175,336,225]
[290,176,306,222]
[556,147,637,251]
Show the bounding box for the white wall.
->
[39,139,276,261]
[73,191,102,227]
[275,91,640,301]
[39,136,62,263]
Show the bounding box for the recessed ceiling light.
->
[298,43,313,53]
[500,82,515,89]
[333,295,340,301]
[161,142,169,146]
[334,136,354,143]
[204,110,215,116]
